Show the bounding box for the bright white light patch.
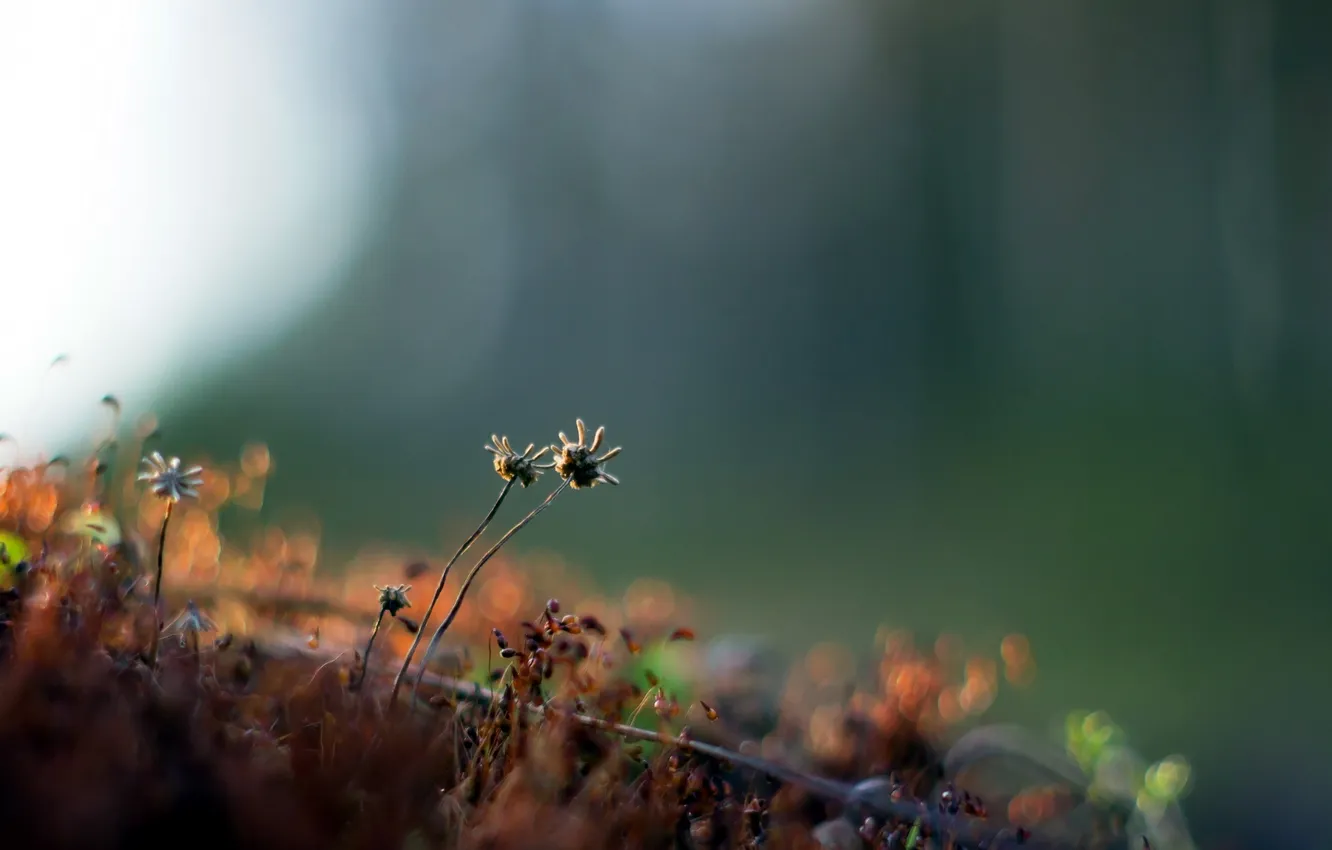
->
[0,2,390,459]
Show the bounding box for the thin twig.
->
[409,476,572,702]
[414,673,1065,850]
[242,634,1069,849]
[390,478,516,706]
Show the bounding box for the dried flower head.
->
[163,600,217,647]
[550,419,621,489]
[485,435,553,488]
[375,583,412,616]
[137,452,203,502]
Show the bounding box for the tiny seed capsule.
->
[620,628,641,654]
[579,614,606,635]
[395,615,420,633]
[858,818,879,842]
[404,561,430,579]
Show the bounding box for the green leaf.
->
[904,817,921,850]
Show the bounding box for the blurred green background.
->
[9,2,1331,848]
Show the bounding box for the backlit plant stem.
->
[410,476,572,702]
[389,477,516,706]
[147,500,174,666]
[356,608,388,691]
[152,500,174,612]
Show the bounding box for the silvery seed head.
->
[164,600,217,647]
[551,419,621,489]
[485,435,554,488]
[137,452,203,502]
[375,583,412,616]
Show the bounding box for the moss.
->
[0,432,1120,849]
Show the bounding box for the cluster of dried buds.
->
[652,691,680,721]
[648,747,765,849]
[487,599,614,705]
[858,816,924,848]
[938,782,988,819]
[851,780,1000,849]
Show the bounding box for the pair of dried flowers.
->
[392,418,622,704]
[486,417,621,490]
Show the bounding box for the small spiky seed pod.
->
[485,435,554,488]
[137,452,203,502]
[375,583,412,616]
[550,419,621,489]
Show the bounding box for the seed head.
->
[550,419,621,489]
[485,435,554,488]
[375,583,412,616]
[163,600,217,647]
[137,452,203,502]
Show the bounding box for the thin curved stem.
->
[355,609,388,691]
[152,500,174,611]
[389,478,516,706]
[410,476,572,703]
[147,500,174,666]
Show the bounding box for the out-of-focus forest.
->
[7,2,1330,847]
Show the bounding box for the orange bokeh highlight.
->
[240,442,272,478]
[196,467,231,511]
[24,482,58,533]
[934,632,963,663]
[937,686,964,724]
[1006,785,1074,827]
[623,577,675,624]
[805,642,854,688]
[1000,633,1030,666]
[1001,633,1036,687]
[478,567,527,622]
